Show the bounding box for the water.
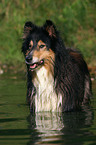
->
[0,73,96,145]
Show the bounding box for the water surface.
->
[0,73,96,145]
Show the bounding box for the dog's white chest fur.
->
[33,67,62,112]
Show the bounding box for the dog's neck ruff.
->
[33,67,62,112]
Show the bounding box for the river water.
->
[0,73,96,145]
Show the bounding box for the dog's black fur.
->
[22,20,92,112]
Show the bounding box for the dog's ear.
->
[23,21,35,39]
[44,20,57,38]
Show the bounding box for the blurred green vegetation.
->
[0,0,96,71]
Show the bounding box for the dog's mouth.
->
[25,59,44,71]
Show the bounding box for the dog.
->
[22,20,92,112]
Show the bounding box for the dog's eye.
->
[39,45,45,49]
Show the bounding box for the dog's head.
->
[22,20,58,72]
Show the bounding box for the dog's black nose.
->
[25,55,32,63]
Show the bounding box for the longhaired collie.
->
[22,20,92,112]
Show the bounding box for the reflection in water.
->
[35,112,64,136]
[0,75,96,145]
[27,107,94,145]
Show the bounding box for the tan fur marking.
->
[38,40,46,46]
[26,40,33,56]
[33,49,55,76]
[37,40,46,50]
[29,40,33,49]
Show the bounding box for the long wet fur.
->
[22,20,92,112]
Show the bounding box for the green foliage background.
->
[0,0,96,71]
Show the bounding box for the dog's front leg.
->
[27,71,36,113]
[26,71,33,104]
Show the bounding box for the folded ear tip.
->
[43,20,57,38]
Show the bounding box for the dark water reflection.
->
[0,73,96,145]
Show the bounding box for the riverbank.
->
[0,1,96,73]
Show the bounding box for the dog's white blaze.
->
[34,67,62,112]
[32,56,39,63]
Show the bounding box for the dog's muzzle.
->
[25,55,44,71]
